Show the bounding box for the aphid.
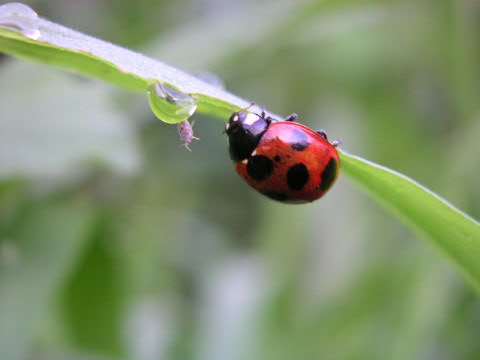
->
[177,120,199,151]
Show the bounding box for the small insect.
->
[225,108,340,204]
[177,120,199,151]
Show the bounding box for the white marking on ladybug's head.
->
[242,159,248,164]
[243,113,261,126]
[232,114,240,122]
[225,123,230,130]
[251,150,257,156]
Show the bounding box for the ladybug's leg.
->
[250,104,266,118]
[285,113,299,122]
[316,130,328,140]
[265,116,274,125]
[332,140,342,147]
[252,104,269,120]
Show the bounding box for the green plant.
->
[0,1,478,295]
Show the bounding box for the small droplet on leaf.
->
[0,2,41,40]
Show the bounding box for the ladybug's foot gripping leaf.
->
[316,130,328,140]
[285,113,299,122]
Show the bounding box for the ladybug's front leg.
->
[256,105,276,124]
[316,129,328,140]
[317,129,342,147]
[285,113,299,122]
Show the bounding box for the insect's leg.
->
[285,113,299,122]
[316,129,328,140]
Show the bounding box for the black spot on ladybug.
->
[274,155,281,162]
[290,129,309,151]
[247,155,274,182]
[287,163,310,190]
[262,191,288,202]
[319,158,338,191]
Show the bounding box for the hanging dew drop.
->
[0,2,41,40]
[147,81,198,124]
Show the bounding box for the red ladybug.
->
[225,109,340,204]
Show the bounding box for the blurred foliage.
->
[0,0,479,360]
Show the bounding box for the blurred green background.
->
[1,0,479,359]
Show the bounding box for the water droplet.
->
[0,2,41,40]
[147,81,197,124]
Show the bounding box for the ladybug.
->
[225,109,340,204]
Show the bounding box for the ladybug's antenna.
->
[238,102,255,113]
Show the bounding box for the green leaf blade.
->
[0,14,252,122]
[2,2,480,293]
[340,150,480,291]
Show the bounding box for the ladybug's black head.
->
[225,111,270,162]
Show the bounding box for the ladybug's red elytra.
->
[225,109,340,204]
